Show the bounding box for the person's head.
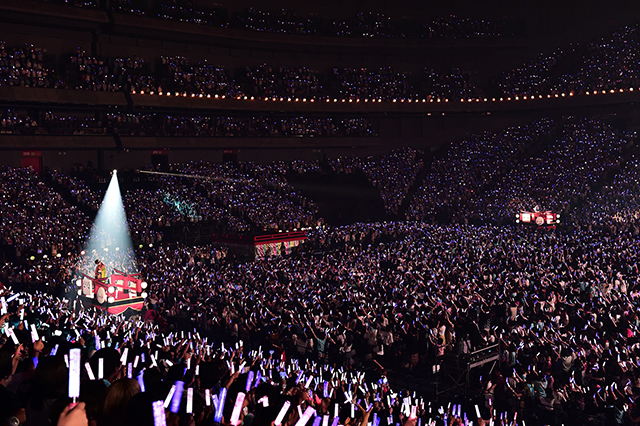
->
[31,355,69,409]
[102,378,140,424]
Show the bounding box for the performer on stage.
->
[95,259,107,280]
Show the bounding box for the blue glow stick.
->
[137,371,146,392]
[214,387,227,423]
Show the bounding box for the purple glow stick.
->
[170,381,184,413]
[246,371,254,392]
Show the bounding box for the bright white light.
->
[141,292,148,299]
[77,173,138,293]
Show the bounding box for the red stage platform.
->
[212,231,307,259]
[76,269,148,315]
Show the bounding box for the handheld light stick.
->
[68,348,81,408]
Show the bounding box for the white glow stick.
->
[8,328,19,345]
[323,415,329,426]
[98,358,104,379]
[68,348,81,401]
[205,389,211,406]
[0,297,7,315]
[274,401,291,426]
[152,400,167,426]
[475,405,481,419]
[121,348,129,365]
[294,406,316,426]
[230,392,246,425]
[186,388,194,414]
[85,362,96,380]
[134,355,140,368]
[164,385,176,408]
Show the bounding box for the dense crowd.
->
[470,119,632,224]
[499,23,640,97]
[4,216,640,426]
[109,113,377,138]
[0,42,60,89]
[407,118,557,222]
[0,42,484,102]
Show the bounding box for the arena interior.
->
[3,1,640,426]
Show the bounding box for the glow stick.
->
[51,344,59,356]
[164,386,175,409]
[331,417,339,426]
[85,362,96,380]
[152,400,167,426]
[0,297,6,315]
[8,328,19,345]
[246,371,254,392]
[475,405,481,419]
[30,324,39,343]
[230,392,246,425]
[323,415,329,426]
[6,293,19,303]
[212,394,219,411]
[127,363,133,379]
[68,348,81,404]
[205,389,211,406]
[334,404,339,418]
[274,401,291,426]
[186,388,194,414]
[294,407,316,426]
[259,396,269,407]
[312,417,322,426]
[305,376,314,388]
[98,358,104,379]
[214,387,227,423]
[170,381,184,413]
[138,371,146,392]
[134,355,140,368]
[121,348,129,365]
[373,413,380,426]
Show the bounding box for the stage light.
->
[108,286,115,294]
[141,292,148,299]
[141,282,148,289]
[108,297,115,303]
[78,171,138,301]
